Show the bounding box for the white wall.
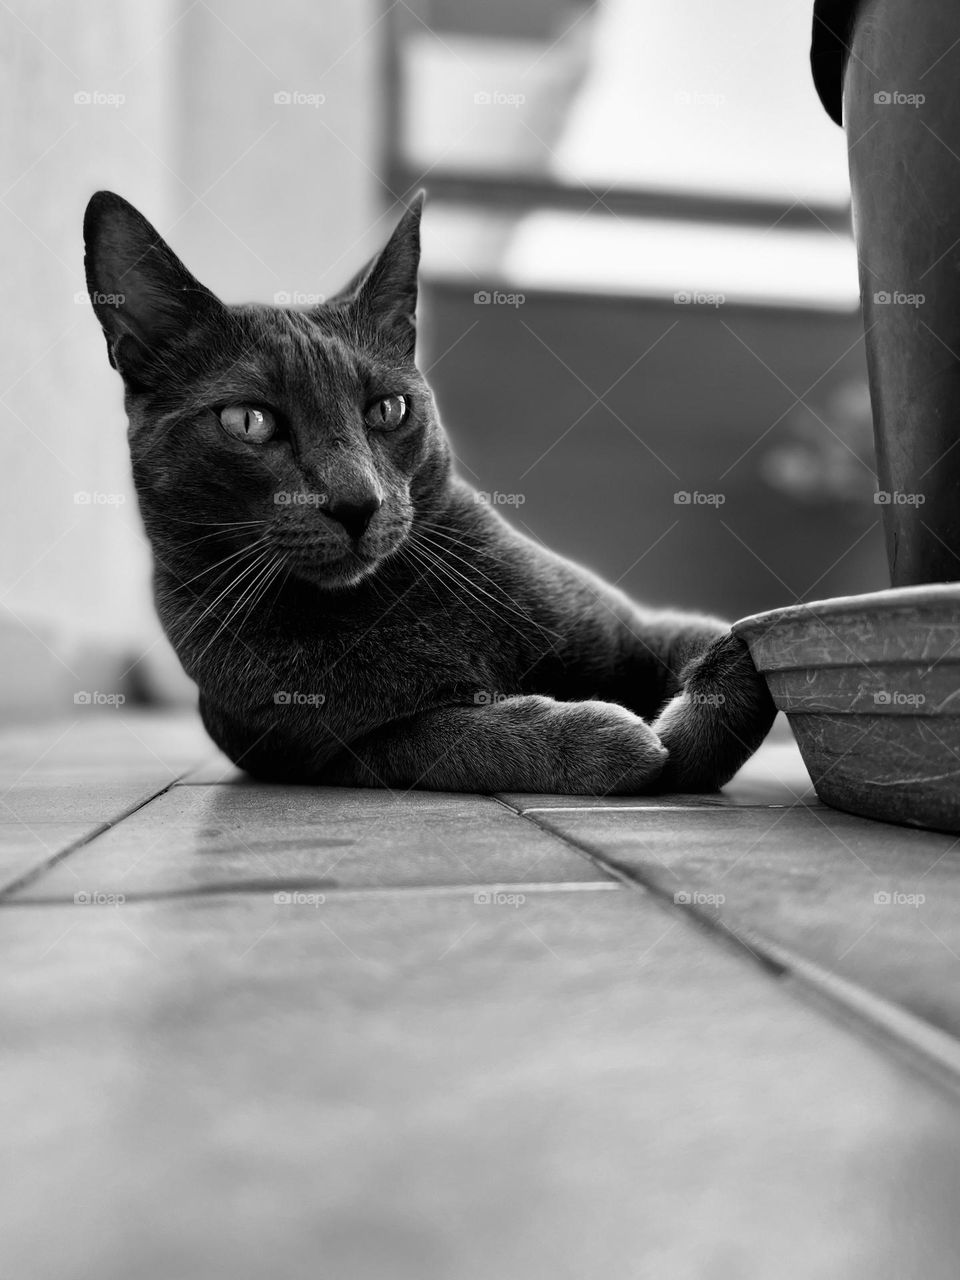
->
[0,0,382,716]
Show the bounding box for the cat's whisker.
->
[411,519,481,553]
[195,551,284,666]
[408,531,560,645]
[173,545,276,649]
[173,536,272,590]
[412,518,494,553]
[172,525,269,554]
[396,545,457,619]
[168,517,267,527]
[395,546,448,614]
[406,537,538,648]
[412,528,559,634]
[187,554,277,661]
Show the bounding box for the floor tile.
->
[12,787,608,899]
[0,822,95,893]
[4,888,960,1280]
[0,714,210,888]
[531,804,960,1037]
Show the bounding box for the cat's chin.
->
[289,554,382,592]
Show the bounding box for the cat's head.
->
[83,190,450,591]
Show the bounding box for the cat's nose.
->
[324,496,382,542]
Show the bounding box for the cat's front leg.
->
[320,695,667,794]
[651,632,776,792]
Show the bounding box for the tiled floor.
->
[5,712,960,1279]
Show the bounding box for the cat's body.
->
[84,191,775,794]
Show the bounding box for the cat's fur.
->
[83,190,775,793]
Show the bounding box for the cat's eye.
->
[364,394,407,431]
[219,404,276,444]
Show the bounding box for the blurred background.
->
[0,0,886,720]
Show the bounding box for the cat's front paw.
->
[652,632,776,791]
[555,700,667,794]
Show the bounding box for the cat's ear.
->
[350,192,423,359]
[83,190,224,385]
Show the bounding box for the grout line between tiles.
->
[513,804,806,814]
[505,799,960,1103]
[0,769,196,902]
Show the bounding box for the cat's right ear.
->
[83,191,223,387]
[347,193,424,359]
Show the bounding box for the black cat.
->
[83,191,775,793]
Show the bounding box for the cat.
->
[83,190,775,794]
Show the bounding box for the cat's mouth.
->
[273,537,394,590]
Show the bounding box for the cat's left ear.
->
[350,192,424,359]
